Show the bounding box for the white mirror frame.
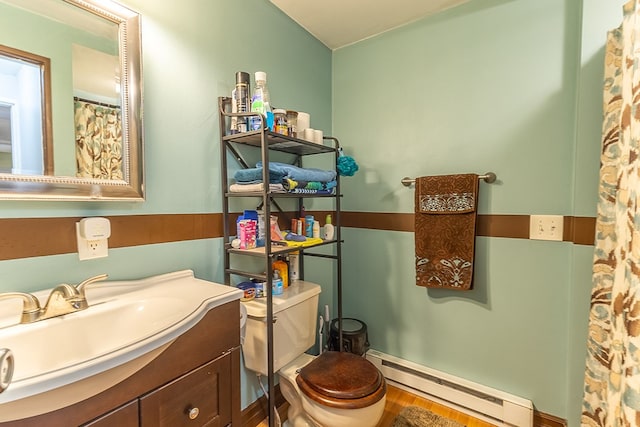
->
[0,0,144,201]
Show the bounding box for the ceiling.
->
[270,0,471,50]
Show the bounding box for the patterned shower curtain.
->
[582,1,640,425]
[74,99,123,180]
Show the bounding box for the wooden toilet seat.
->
[296,351,386,409]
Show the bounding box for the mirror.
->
[0,0,143,200]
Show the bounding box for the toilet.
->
[241,281,386,427]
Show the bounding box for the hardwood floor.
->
[375,384,496,426]
[256,384,496,426]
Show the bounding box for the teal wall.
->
[0,0,331,410]
[0,0,628,424]
[332,0,622,425]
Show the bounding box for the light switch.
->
[529,215,564,241]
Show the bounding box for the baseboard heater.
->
[366,350,533,427]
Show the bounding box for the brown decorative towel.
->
[391,406,465,427]
[414,174,479,290]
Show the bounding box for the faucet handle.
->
[0,292,41,323]
[76,274,109,297]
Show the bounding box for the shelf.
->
[226,239,339,257]
[223,130,337,156]
[218,96,342,427]
[226,268,267,281]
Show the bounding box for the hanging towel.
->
[414,174,479,290]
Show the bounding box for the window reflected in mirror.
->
[0,45,52,176]
[0,103,11,173]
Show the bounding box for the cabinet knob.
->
[0,349,13,393]
[188,406,200,420]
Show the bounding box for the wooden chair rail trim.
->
[0,212,595,261]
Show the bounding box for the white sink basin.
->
[0,270,242,419]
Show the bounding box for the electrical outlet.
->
[76,223,109,260]
[529,215,564,241]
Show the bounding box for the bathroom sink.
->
[0,270,242,418]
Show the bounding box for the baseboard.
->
[238,380,566,427]
[534,410,567,427]
[241,384,289,427]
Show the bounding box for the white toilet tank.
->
[241,281,321,375]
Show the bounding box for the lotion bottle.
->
[312,220,320,238]
[323,214,335,240]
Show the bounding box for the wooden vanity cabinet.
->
[139,351,232,427]
[82,400,139,427]
[2,300,241,427]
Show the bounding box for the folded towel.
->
[288,188,335,195]
[229,183,285,193]
[282,235,324,247]
[257,161,337,182]
[282,178,338,191]
[234,167,286,184]
[414,174,478,290]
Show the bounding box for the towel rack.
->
[401,172,497,187]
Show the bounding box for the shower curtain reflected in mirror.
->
[74,98,122,180]
[582,1,640,425]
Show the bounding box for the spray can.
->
[231,71,250,134]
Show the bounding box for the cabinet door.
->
[81,400,139,427]
[140,354,232,427]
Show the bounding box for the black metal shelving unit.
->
[218,97,343,427]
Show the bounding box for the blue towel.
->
[256,161,337,182]
[234,167,286,184]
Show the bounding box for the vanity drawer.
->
[139,353,232,427]
[82,400,138,427]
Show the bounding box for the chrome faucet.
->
[0,292,41,323]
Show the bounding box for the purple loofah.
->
[337,148,359,177]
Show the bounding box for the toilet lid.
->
[296,351,386,409]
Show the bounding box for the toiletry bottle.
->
[305,215,314,237]
[273,258,288,288]
[273,109,288,135]
[231,71,250,134]
[256,210,265,247]
[289,251,300,282]
[249,71,273,131]
[272,270,283,296]
[312,219,320,238]
[323,214,335,240]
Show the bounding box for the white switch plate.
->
[76,223,109,260]
[529,215,564,241]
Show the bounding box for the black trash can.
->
[328,318,370,356]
